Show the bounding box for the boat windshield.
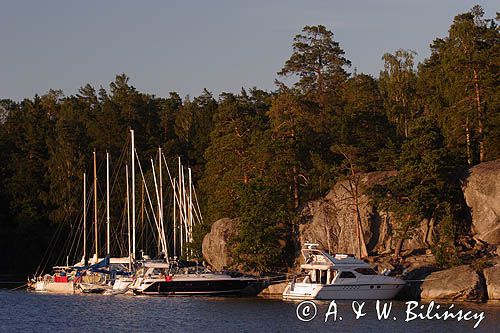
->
[172,265,210,275]
[302,249,332,265]
[152,268,168,276]
[354,268,378,275]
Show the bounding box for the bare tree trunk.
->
[394,238,404,258]
[353,190,368,258]
[293,165,299,209]
[349,168,368,259]
[317,68,324,106]
[466,115,472,165]
[395,224,410,257]
[290,126,300,209]
[354,206,361,257]
[473,68,484,162]
[325,222,332,254]
[403,111,409,138]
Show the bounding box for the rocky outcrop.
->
[463,159,500,245]
[420,265,484,301]
[298,159,500,257]
[483,264,500,300]
[259,282,289,296]
[299,171,431,257]
[202,218,239,271]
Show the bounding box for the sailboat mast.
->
[126,164,131,271]
[158,147,163,256]
[182,168,187,243]
[83,172,87,264]
[106,151,110,256]
[181,166,188,259]
[93,150,98,262]
[173,177,177,257]
[178,157,183,257]
[188,167,193,244]
[131,129,136,260]
[151,158,166,257]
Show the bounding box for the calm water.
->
[0,290,499,332]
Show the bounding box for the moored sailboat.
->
[28,128,271,297]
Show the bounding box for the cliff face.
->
[462,159,500,245]
[298,170,431,257]
[201,171,432,269]
[202,159,500,267]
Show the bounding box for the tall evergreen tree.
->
[278,25,350,105]
[417,6,499,164]
[200,92,266,223]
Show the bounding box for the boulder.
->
[299,171,430,257]
[483,264,500,300]
[462,159,500,245]
[420,265,484,301]
[259,282,289,296]
[202,218,239,271]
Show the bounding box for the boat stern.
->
[282,282,322,300]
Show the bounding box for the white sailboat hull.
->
[34,281,75,294]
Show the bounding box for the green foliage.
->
[371,117,466,257]
[229,178,292,272]
[339,74,397,171]
[417,7,499,163]
[379,49,418,138]
[278,25,350,104]
[432,202,461,268]
[200,90,270,225]
[46,100,89,224]
[0,8,498,275]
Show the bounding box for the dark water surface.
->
[0,290,498,332]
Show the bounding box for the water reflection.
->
[0,290,498,332]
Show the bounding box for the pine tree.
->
[341,73,397,170]
[200,93,267,223]
[278,25,350,105]
[417,6,499,164]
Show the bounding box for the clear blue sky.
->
[0,1,497,101]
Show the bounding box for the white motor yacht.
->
[283,244,406,300]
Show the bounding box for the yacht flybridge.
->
[282,244,406,300]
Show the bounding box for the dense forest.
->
[0,6,498,274]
